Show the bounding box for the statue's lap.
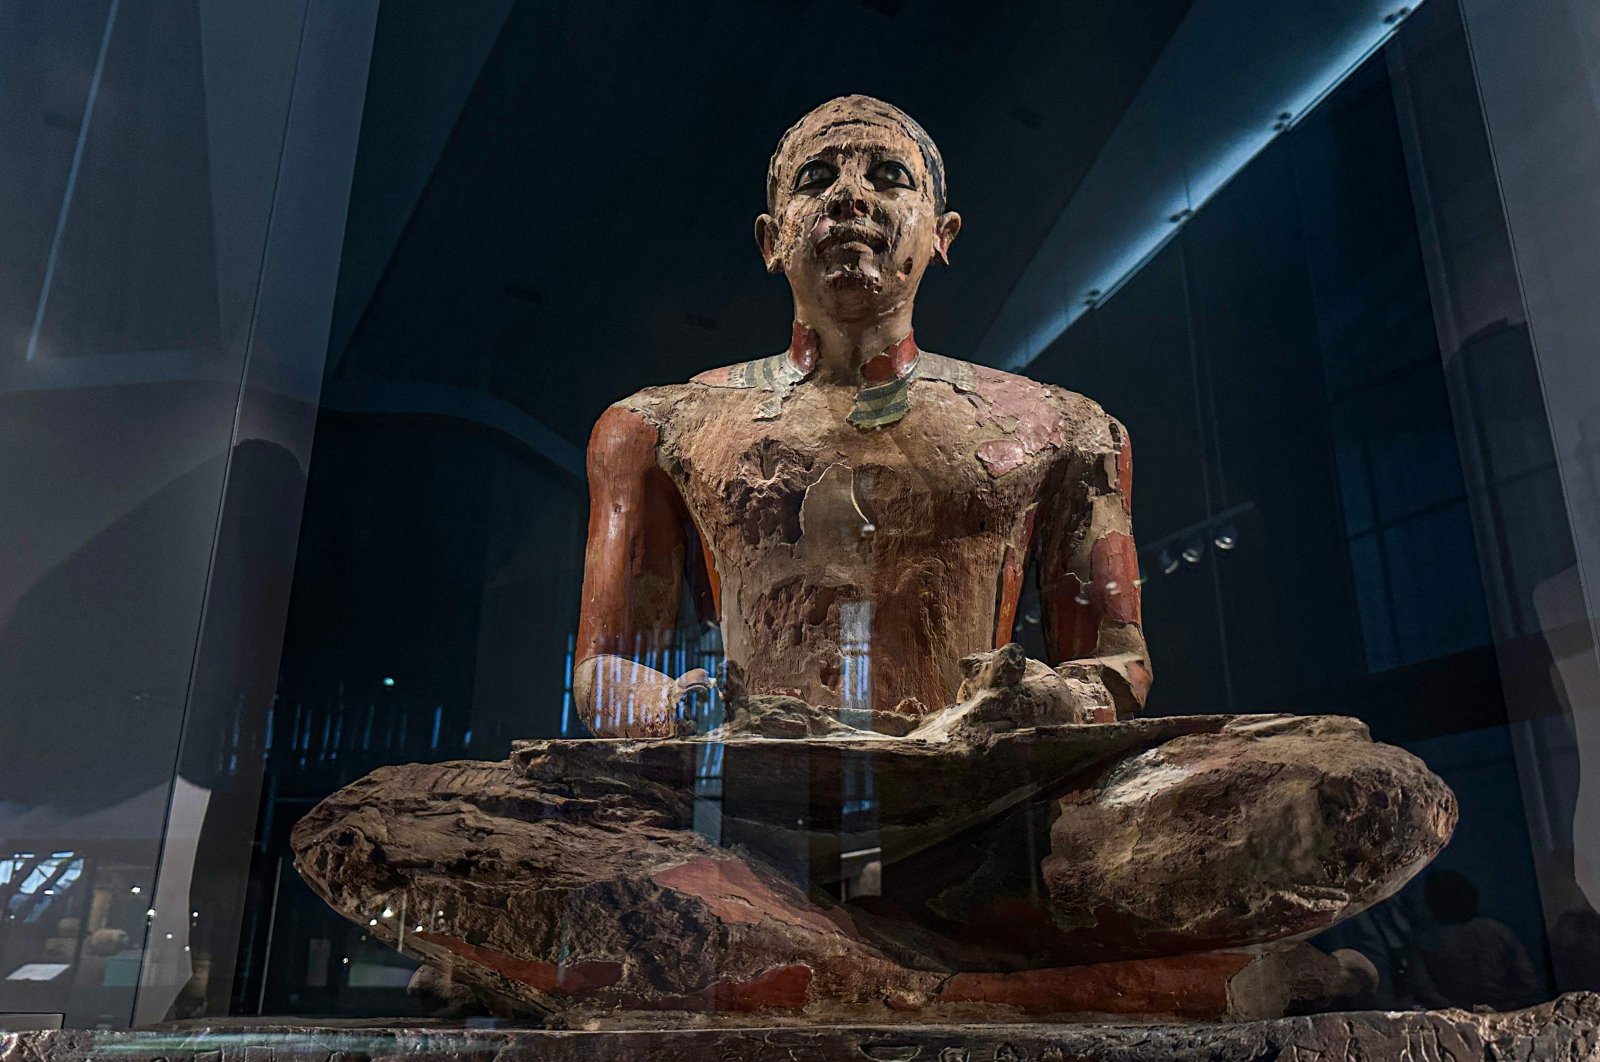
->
[291,713,1454,1019]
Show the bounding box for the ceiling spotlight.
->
[1214,524,1239,551]
[1181,541,1206,564]
[1158,549,1180,575]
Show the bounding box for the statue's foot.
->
[291,759,930,1021]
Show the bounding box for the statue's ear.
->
[934,211,962,266]
[754,214,782,274]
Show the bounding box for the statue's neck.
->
[788,321,918,385]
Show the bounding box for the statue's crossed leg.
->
[292,714,1451,1022]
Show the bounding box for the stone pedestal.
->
[5,995,1598,1061]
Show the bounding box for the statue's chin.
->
[821,263,884,293]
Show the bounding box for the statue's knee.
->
[1222,717,1458,902]
[1043,716,1456,949]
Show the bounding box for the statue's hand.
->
[1054,653,1147,720]
[963,644,1113,725]
[675,668,714,695]
[576,656,710,738]
[912,644,1121,739]
[1051,662,1120,724]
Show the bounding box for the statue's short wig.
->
[766,95,946,215]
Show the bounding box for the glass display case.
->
[3,0,1599,1056]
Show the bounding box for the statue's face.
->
[758,111,959,319]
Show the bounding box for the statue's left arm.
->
[1034,413,1152,718]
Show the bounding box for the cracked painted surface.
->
[579,339,1147,731]
[568,92,1147,735]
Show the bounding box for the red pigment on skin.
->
[414,934,622,995]
[863,332,918,383]
[993,505,1038,648]
[789,322,820,373]
[940,951,1253,1019]
[1091,532,1140,626]
[1124,659,1153,705]
[626,963,814,1012]
[1041,531,1142,664]
[652,856,861,939]
[974,375,1068,477]
[1050,573,1099,659]
[861,354,895,383]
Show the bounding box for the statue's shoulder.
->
[942,359,1124,456]
[607,383,692,428]
[689,351,800,391]
[1038,380,1121,433]
[941,359,1119,427]
[602,363,772,443]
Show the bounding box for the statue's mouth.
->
[811,217,889,256]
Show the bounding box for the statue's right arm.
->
[573,403,707,737]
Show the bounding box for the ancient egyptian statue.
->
[573,94,1145,737]
[294,96,1456,1023]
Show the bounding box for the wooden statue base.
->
[6,994,1598,1061]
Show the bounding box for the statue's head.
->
[757,95,961,322]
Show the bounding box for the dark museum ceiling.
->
[330,0,1196,452]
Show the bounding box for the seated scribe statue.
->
[293,96,1455,1024]
[574,94,1145,736]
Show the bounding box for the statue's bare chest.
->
[668,379,1064,551]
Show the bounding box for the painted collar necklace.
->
[786,325,917,429]
[708,323,973,428]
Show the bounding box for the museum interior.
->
[2,0,1599,1050]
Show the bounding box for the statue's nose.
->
[826,183,873,220]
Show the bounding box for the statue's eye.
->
[871,160,916,190]
[793,161,837,193]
